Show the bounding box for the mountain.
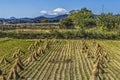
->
[33,14,68,21]
[94,14,99,18]
[50,14,68,20]
[20,17,32,21]
[34,16,47,20]
[0,14,68,24]
[0,18,5,20]
[9,17,17,20]
[43,14,57,18]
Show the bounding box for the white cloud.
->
[53,8,67,13]
[40,11,47,14]
[40,8,68,15]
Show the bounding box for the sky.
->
[0,0,120,18]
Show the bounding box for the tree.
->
[59,18,74,29]
[68,8,95,29]
[97,13,120,31]
[41,19,50,23]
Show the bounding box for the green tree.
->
[68,8,95,29]
[59,18,74,29]
[97,13,119,31]
[41,19,50,23]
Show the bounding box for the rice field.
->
[0,38,120,80]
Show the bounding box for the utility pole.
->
[102,5,104,13]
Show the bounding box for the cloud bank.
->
[40,8,68,15]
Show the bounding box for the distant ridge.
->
[0,14,68,24]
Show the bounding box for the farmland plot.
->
[0,38,120,80]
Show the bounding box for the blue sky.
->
[0,0,120,18]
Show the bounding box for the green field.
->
[0,38,120,80]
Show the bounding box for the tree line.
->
[59,8,120,32]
